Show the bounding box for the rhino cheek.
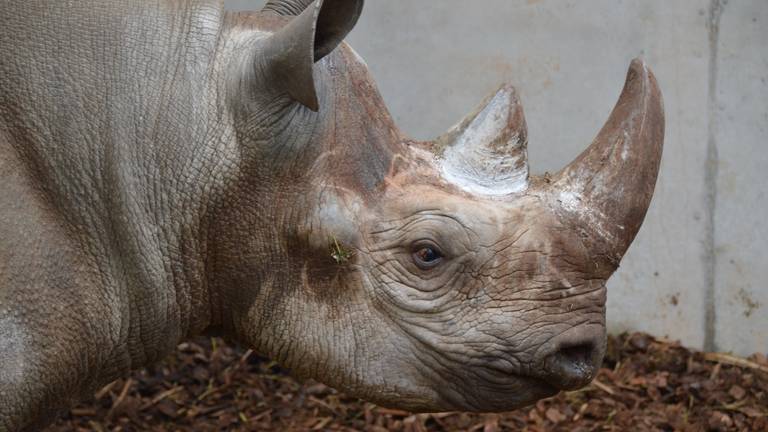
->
[360,250,606,411]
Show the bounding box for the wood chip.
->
[591,379,616,395]
[46,333,768,432]
[704,352,768,374]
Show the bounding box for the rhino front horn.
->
[554,59,664,264]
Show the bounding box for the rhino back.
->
[0,0,224,229]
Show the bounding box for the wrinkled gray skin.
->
[0,0,664,430]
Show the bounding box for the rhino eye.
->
[412,243,444,269]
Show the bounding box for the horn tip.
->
[490,84,526,136]
[627,58,659,86]
[629,57,647,70]
[493,83,522,105]
[621,58,663,116]
[629,57,664,116]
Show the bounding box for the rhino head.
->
[211,0,663,412]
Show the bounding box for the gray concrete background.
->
[225,0,767,357]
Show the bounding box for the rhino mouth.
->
[434,372,560,413]
[411,328,606,412]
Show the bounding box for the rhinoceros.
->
[0,0,664,429]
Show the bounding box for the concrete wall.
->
[224,0,767,357]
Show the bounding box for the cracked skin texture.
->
[0,0,663,430]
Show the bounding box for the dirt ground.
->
[46,333,767,431]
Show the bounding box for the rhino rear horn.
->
[260,0,364,111]
[437,85,530,196]
[554,59,664,264]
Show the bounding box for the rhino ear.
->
[260,0,364,111]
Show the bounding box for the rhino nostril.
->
[542,342,599,390]
[559,344,593,366]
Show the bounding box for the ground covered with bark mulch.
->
[46,333,767,431]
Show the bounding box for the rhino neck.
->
[0,0,235,368]
[203,12,409,381]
